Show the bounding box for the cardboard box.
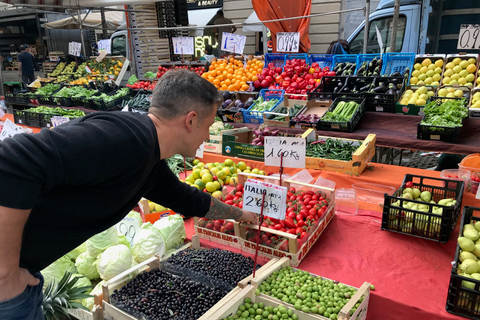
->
[303,129,376,176]
[290,97,332,129]
[442,53,479,87]
[204,127,250,154]
[411,54,446,86]
[469,87,480,117]
[263,95,307,128]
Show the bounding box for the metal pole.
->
[0,59,4,96]
[363,0,370,54]
[78,9,86,56]
[262,25,268,54]
[389,0,401,52]
[35,13,46,61]
[100,8,108,39]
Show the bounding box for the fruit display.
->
[69,77,89,85]
[251,126,281,146]
[202,57,260,91]
[398,86,435,106]
[23,106,85,119]
[471,91,480,109]
[468,173,480,195]
[455,222,480,290]
[322,100,360,122]
[146,199,170,213]
[74,61,89,78]
[219,91,255,113]
[249,96,279,113]
[410,58,444,86]
[437,86,469,99]
[53,75,71,84]
[421,98,468,127]
[60,61,76,75]
[220,298,303,320]
[197,217,237,234]
[356,58,382,76]
[48,62,65,77]
[333,62,357,76]
[126,80,157,90]
[306,138,359,161]
[442,57,477,86]
[85,57,124,82]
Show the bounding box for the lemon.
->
[434,67,443,74]
[458,78,467,85]
[405,89,414,95]
[446,92,456,97]
[259,170,266,175]
[418,73,427,81]
[424,77,433,85]
[432,73,441,82]
[444,69,454,77]
[194,179,205,190]
[210,167,219,176]
[426,70,435,78]
[211,191,223,199]
[202,173,213,184]
[454,89,464,97]
[417,86,428,95]
[192,159,200,165]
[252,168,260,174]
[148,202,155,213]
[435,59,444,68]
[453,65,463,74]
[446,62,455,69]
[216,170,226,180]
[205,181,217,193]
[207,163,215,169]
[474,92,480,98]
[213,181,221,190]
[427,64,436,71]
[411,70,421,77]
[452,58,462,65]
[408,98,417,105]
[427,90,435,97]
[460,60,469,69]
[410,77,418,84]
[422,58,432,66]
[419,66,429,74]
[400,98,409,105]
[243,169,251,174]
[438,88,448,97]
[466,74,475,82]
[473,101,480,109]
[477,77,480,84]
[196,162,205,169]
[224,159,234,166]
[416,99,426,106]
[468,58,477,65]
[185,175,195,184]
[451,74,460,81]
[449,79,458,85]
[417,80,425,86]
[467,64,477,73]
[192,169,201,180]
[419,94,429,101]
[459,69,469,78]
[414,63,422,70]
[237,161,247,171]
[200,169,210,177]
[222,167,231,176]
[443,76,451,84]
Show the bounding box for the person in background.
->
[199,44,216,63]
[213,10,237,57]
[17,45,35,88]
[326,39,351,55]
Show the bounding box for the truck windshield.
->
[350,15,406,54]
[112,35,127,57]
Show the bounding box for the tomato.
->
[309,200,318,206]
[238,201,243,208]
[306,205,312,210]
[225,222,234,231]
[287,192,293,198]
[270,236,277,242]
[296,195,303,201]
[289,195,296,201]
[280,220,286,227]
[312,195,318,200]
[225,194,233,201]
[233,196,239,201]
[299,208,308,216]
[285,218,296,228]
[405,181,414,188]
[306,190,314,196]
[306,215,314,221]
[273,224,282,230]
[225,200,233,206]
[288,211,296,219]
[296,227,304,234]
[303,196,311,203]
[309,208,317,216]
[287,207,294,213]
[236,184,243,191]
[287,229,297,235]
[265,240,272,246]
[261,234,269,242]
[206,222,213,230]
[301,231,308,239]
[262,222,268,228]
[279,240,289,251]
[235,191,243,197]
[296,220,305,228]
[295,213,304,221]
[220,226,226,233]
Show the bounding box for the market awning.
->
[0,0,159,7]
[187,8,219,37]
[44,11,124,29]
[243,11,263,32]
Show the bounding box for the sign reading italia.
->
[187,0,223,10]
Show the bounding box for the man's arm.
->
[17,61,22,77]
[205,197,258,224]
[0,206,39,301]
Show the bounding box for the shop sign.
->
[187,0,223,10]
[194,35,218,58]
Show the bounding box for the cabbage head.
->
[75,252,100,280]
[41,255,76,290]
[66,242,87,261]
[153,214,186,250]
[72,273,92,289]
[132,222,166,262]
[97,244,133,281]
[127,210,143,228]
[86,226,119,258]
[82,280,105,311]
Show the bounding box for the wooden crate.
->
[249,257,371,320]
[204,127,251,154]
[304,129,376,176]
[68,307,103,320]
[193,217,242,249]
[263,95,308,128]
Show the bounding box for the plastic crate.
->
[263,53,286,69]
[241,89,284,124]
[336,76,376,100]
[333,54,358,68]
[310,54,334,69]
[5,93,15,103]
[365,76,406,112]
[12,109,28,125]
[355,53,383,75]
[317,97,365,132]
[446,206,480,319]
[308,76,348,101]
[15,93,30,105]
[381,174,464,243]
[286,53,310,65]
[71,95,84,107]
[381,52,415,78]
[86,86,125,111]
[52,96,73,107]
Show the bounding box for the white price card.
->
[50,116,70,127]
[375,26,384,53]
[196,142,204,158]
[458,24,480,50]
[172,37,194,55]
[68,41,82,57]
[264,136,306,168]
[221,32,246,54]
[276,32,300,53]
[243,178,287,220]
[114,216,139,246]
[0,119,24,141]
[98,39,111,54]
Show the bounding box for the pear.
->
[418,204,429,211]
[465,223,476,231]
[412,188,421,199]
[403,188,414,196]
[402,193,413,200]
[473,244,480,258]
[464,228,480,241]
[460,259,479,274]
[475,221,480,232]
[401,222,413,232]
[391,200,400,207]
[438,198,454,206]
[430,200,436,204]
[420,191,432,202]
[459,237,476,252]
[460,251,478,262]
[460,273,476,289]
[411,204,419,211]
[471,273,480,281]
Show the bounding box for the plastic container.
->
[355,53,383,74]
[288,169,314,189]
[310,54,333,69]
[352,182,396,205]
[365,76,406,113]
[241,89,284,124]
[381,52,415,77]
[264,53,286,69]
[440,169,471,189]
[317,97,365,133]
[458,154,480,194]
[307,76,348,101]
[332,54,358,68]
[335,188,358,215]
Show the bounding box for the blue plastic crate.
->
[333,54,358,68]
[242,89,284,124]
[355,54,382,74]
[264,53,287,69]
[310,54,334,69]
[381,53,415,78]
[286,53,310,65]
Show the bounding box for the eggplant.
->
[223,91,232,100]
[343,87,351,92]
[333,87,339,93]
[337,82,344,88]
[372,85,388,93]
[385,88,396,95]
[391,71,402,77]
[359,84,371,92]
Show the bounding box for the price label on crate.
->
[172,37,194,55]
[243,178,287,220]
[114,217,139,246]
[221,32,246,54]
[50,116,70,127]
[95,50,108,63]
[276,32,300,53]
[0,119,24,141]
[195,142,204,158]
[457,24,480,49]
[68,41,82,57]
[264,136,306,168]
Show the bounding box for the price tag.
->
[276,32,300,52]
[221,32,246,54]
[172,37,194,55]
[98,39,111,54]
[114,216,139,246]
[96,50,108,63]
[476,182,480,200]
[243,178,287,220]
[0,119,24,141]
[85,66,92,73]
[458,24,480,50]
[264,136,305,168]
[430,135,440,140]
[68,41,82,57]
[196,142,204,158]
[375,107,384,112]
[115,59,130,86]
[50,116,70,127]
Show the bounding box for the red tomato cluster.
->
[126,80,157,90]
[470,173,480,194]
[197,218,235,234]
[157,65,205,79]
[191,66,205,76]
[221,184,244,208]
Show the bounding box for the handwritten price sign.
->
[243,178,287,220]
[172,37,194,55]
[68,41,82,57]
[221,32,246,54]
[0,119,24,141]
[264,136,306,168]
[195,142,204,158]
[276,32,300,53]
[458,24,480,49]
[50,116,70,127]
[114,216,139,246]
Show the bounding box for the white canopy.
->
[44,11,124,29]
[243,11,263,33]
[187,8,219,37]
[1,0,158,7]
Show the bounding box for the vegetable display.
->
[90,87,130,103]
[53,86,93,98]
[24,106,86,119]
[60,61,76,75]
[153,214,186,250]
[356,58,383,76]
[266,104,304,121]
[48,62,65,77]
[334,62,357,76]
[35,83,60,97]
[122,91,152,111]
[97,244,134,281]
[252,126,280,146]
[421,98,468,127]
[456,221,480,290]
[250,96,279,112]
[132,222,166,263]
[209,117,234,135]
[165,154,194,177]
[222,298,302,320]
[292,112,321,123]
[322,101,360,122]
[306,138,359,161]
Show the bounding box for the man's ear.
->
[184,111,198,132]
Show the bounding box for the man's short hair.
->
[149,69,221,123]
[19,45,25,51]
[205,44,213,55]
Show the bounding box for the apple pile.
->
[156,65,205,79]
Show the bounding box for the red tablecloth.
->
[1,113,42,133]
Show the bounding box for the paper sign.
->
[221,32,246,54]
[172,37,194,55]
[0,108,5,119]
[96,50,108,63]
[375,26,384,53]
[115,59,130,86]
[264,136,306,168]
[276,32,300,52]
[243,178,287,220]
[457,24,480,49]
[476,183,480,200]
[0,119,24,141]
[50,116,70,127]
[98,39,111,54]
[68,41,82,57]
[196,142,204,158]
[85,66,92,73]
[114,216,139,246]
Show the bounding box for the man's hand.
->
[0,267,39,301]
[236,210,258,224]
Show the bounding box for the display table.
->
[183,152,480,320]
[1,113,41,133]
[230,112,480,154]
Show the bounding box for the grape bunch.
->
[166,248,261,287]
[111,268,226,320]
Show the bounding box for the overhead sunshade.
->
[44,11,124,29]
[243,11,263,32]
[187,8,219,37]
[1,0,159,7]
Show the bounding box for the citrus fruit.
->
[435,59,444,68]
[224,159,234,166]
[192,169,201,180]
[185,175,195,184]
[194,179,205,190]
[192,159,200,165]
[200,169,210,177]
[202,173,213,184]
[252,168,260,174]
[212,191,223,199]
[237,161,247,171]
[205,181,217,193]
[216,170,226,180]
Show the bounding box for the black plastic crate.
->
[335,76,376,100]
[5,93,15,103]
[317,97,365,132]
[365,76,406,112]
[446,206,480,319]
[15,93,30,105]
[89,89,132,111]
[52,96,73,107]
[12,109,28,125]
[71,96,84,107]
[381,174,464,243]
[417,114,464,143]
[308,76,348,101]
[25,110,50,128]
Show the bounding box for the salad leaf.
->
[35,83,60,97]
[421,98,468,127]
[144,71,157,79]
[128,75,138,85]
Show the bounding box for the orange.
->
[234,83,241,90]
[221,84,228,91]
[209,65,215,71]
[228,85,236,91]
[226,73,233,80]
[252,75,258,81]
[213,79,220,86]
[224,79,231,86]
[241,76,248,82]
[217,74,224,81]
[252,58,258,63]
